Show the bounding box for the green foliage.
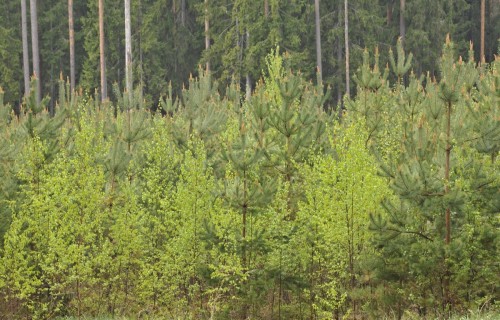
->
[2,120,109,317]
[0,89,18,248]
[0,112,146,318]
[354,41,500,318]
[0,0,21,106]
[166,68,229,157]
[389,39,413,82]
[354,47,389,92]
[202,0,315,87]
[135,118,183,314]
[296,120,390,318]
[141,0,203,100]
[259,49,330,217]
[0,44,498,319]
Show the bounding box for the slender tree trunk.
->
[309,233,316,319]
[68,0,75,92]
[444,99,452,311]
[264,0,269,17]
[245,30,251,101]
[445,100,451,245]
[138,0,144,96]
[480,0,485,63]
[99,0,107,101]
[21,0,30,97]
[236,18,242,84]
[245,73,251,100]
[30,0,41,104]
[344,0,350,97]
[314,0,322,84]
[337,0,343,109]
[400,0,406,47]
[125,0,133,101]
[337,39,342,106]
[205,0,210,72]
[242,170,247,268]
[278,249,282,320]
[49,23,54,115]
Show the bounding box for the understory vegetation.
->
[0,41,498,319]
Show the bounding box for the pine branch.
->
[384,226,433,241]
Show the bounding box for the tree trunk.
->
[400,0,405,47]
[138,0,144,96]
[125,0,133,101]
[21,0,30,97]
[337,38,343,113]
[68,0,75,92]
[30,0,41,104]
[444,99,452,310]
[99,0,107,101]
[445,100,451,245]
[337,0,343,110]
[264,0,269,17]
[344,0,350,97]
[205,0,210,72]
[245,30,251,101]
[480,0,485,63]
[314,0,322,84]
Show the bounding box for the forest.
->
[0,0,499,319]
[0,0,499,108]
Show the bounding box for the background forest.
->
[0,39,499,319]
[0,0,499,320]
[0,0,499,108]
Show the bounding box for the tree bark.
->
[68,0,75,92]
[30,0,41,104]
[264,0,269,18]
[314,0,322,84]
[21,0,30,97]
[99,0,107,101]
[344,0,350,97]
[125,0,133,101]
[400,0,406,47]
[480,0,485,63]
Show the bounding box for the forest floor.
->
[57,310,500,320]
